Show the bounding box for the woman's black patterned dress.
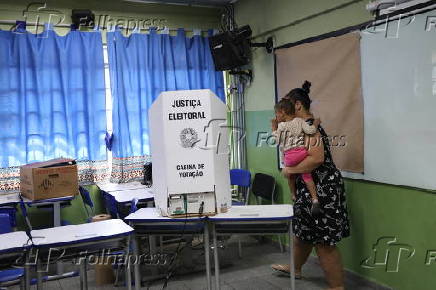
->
[292,119,350,246]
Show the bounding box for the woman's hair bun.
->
[302,80,311,94]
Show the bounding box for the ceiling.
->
[122,0,238,7]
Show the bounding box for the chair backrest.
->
[20,195,32,235]
[230,169,251,187]
[79,186,94,208]
[251,173,276,201]
[0,207,17,228]
[0,213,12,234]
[130,198,139,214]
[101,191,119,218]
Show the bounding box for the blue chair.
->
[79,186,95,222]
[0,213,12,234]
[0,213,25,289]
[230,169,251,205]
[101,191,120,219]
[0,207,16,229]
[229,169,252,257]
[110,198,139,287]
[130,198,139,214]
[0,269,25,289]
[18,195,32,233]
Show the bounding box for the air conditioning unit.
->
[366,0,433,15]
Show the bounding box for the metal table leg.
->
[149,234,159,277]
[132,235,141,290]
[126,235,132,290]
[212,223,220,290]
[24,252,30,290]
[289,221,295,290]
[79,262,84,290]
[204,223,211,290]
[79,257,88,290]
[53,202,65,274]
[36,258,43,290]
[53,202,61,227]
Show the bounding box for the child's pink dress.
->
[272,117,317,182]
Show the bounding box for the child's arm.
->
[271,118,279,131]
[271,120,286,145]
[301,118,318,135]
[271,120,283,140]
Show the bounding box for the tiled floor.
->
[9,236,390,290]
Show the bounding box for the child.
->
[271,99,321,217]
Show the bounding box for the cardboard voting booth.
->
[149,89,231,217]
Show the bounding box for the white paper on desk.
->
[0,192,20,204]
[125,207,203,221]
[234,208,260,217]
[31,219,134,246]
[110,188,154,203]
[97,181,149,192]
[214,205,293,219]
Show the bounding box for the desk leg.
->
[149,235,159,277]
[79,262,84,290]
[24,252,30,290]
[149,234,157,252]
[289,221,295,290]
[126,235,133,290]
[79,257,88,290]
[212,224,220,290]
[53,202,64,274]
[53,202,61,227]
[36,258,43,290]
[132,235,141,290]
[204,224,211,290]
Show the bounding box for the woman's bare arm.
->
[282,131,325,175]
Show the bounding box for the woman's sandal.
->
[271,264,302,279]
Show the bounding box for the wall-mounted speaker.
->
[209,25,274,71]
[208,25,252,71]
[71,9,95,29]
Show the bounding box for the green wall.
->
[235,1,436,289]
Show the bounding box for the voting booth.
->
[149,89,231,217]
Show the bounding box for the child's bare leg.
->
[287,174,297,202]
[304,179,318,203]
[302,178,322,217]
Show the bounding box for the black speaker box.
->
[208,25,252,71]
[142,162,152,188]
[71,9,95,29]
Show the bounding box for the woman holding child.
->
[271,81,350,290]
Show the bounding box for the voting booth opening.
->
[149,89,231,217]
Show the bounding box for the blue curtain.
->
[107,28,224,182]
[0,27,107,190]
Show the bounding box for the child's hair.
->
[275,98,295,116]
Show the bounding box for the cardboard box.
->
[20,158,79,200]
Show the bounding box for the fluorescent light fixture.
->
[366,0,432,13]
[123,0,237,8]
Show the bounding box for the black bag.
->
[142,162,152,187]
